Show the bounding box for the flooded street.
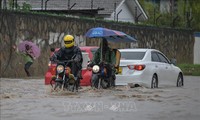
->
[0,76,200,120]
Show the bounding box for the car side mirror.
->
[170,58,177,66]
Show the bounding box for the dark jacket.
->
[52,46,83,70]
[92,47,116,66]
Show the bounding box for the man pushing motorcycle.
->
[88,38,116,89]
[50,34,83,90]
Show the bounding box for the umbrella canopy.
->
[18,41,40,58]
[84,27,137,42]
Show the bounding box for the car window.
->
[120,51,145,60]
[157,53,170,63]
[81,50,86,52]
[152,52,160,62]
[82,52,90,69]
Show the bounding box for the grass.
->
[177,64,200,76]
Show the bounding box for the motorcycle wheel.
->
[101,79,109,89]
[92,78,99,89]
[54,82,62,91]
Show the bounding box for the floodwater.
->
[0,76,200,120]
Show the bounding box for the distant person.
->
[13,44,35,77]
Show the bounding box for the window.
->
[120,51,145,60]
[81,50,86,52]
[82,52,90,69]
[157,53,169,63]
[152,52,160,62]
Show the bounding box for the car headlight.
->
[56,65,64,73]
[92,65,100,73]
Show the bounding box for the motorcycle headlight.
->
[56,65,64,73]
[92,65,100,73]
[48,61,51,67]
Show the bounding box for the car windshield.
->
[81,52,90,69]
[120,51,145,60]
[91,48,98,56]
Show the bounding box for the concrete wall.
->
[194,32,200,64]
[0,10,195,78]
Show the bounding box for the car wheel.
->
[151,74,158,88]
[176,74,184,87]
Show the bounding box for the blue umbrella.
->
[85,27,137,42]
[104,32,137,43]
[85,27,137,62]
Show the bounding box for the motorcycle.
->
[50,58,79,92]
[90,62,115,89]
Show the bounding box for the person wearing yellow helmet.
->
[63,35,75,48]
[50,34,83,89]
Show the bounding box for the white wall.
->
[105,2,135,23]
[194,32,200,64]
[116,3,135,22]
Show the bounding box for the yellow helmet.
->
[63,35,74,48]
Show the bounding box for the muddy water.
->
[1,76,200,120]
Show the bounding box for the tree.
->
[138,0,200,30]
[21,2,32,11]
[0,0,2,9]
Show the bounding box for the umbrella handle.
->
[100,39,103,62]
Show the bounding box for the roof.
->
[16,0,147,21]
[80,46,98,50]
[125,0,148,20]
[119,48,157,52]
[17,0,123,15]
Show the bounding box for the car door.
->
[157,52,173,84]
[151,52,166,84]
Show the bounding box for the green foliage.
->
[186,0,200,30]
[21,2,32,12]
[16,4,21,11]
[178,64,200,76]
[7,0,31,12]
[138,0,200,30]
[3,0,199,30]
[8,0,13,9]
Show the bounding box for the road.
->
[0,76,200,120]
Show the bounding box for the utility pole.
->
[12,0,14,9]
[91,0,93,9]
[15,0,17,9]
[68,0,70,10]
[41,0,43,10]
[3,0,6,9]
[0,0,2,9]
[45,0,49,10]
[117,9,122,22]
[11,0,18,10]
[114,2,116,21]
[153,0,156,24]
[135,7,137,23]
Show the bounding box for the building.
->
[1,0,148,23]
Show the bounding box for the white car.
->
[115,49,184,88]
